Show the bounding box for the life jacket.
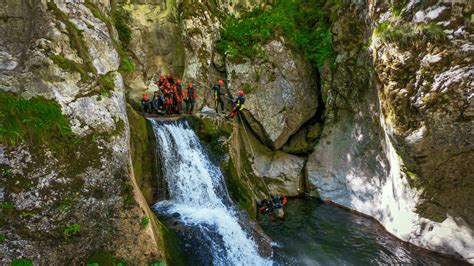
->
[167,77,174,85]
[282,196,287,205]
[175,84,183,102]
[213,85,223,100]
[236,95,245,110]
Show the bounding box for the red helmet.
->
[239,90,244,95]
[218,80,224,86]
[165,82,170,87]
[166,73,171,79]
[177,79,182,84]
[143,93,148,100]
[159,75,164,80]
[188,82,193,87]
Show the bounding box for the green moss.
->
[223,158,256,219]
[141,216,150,227]
[156,218,185,266]
[217,0,337,66]
[0,91,74,146]
[0,234,5,242]
[47,1,96,75]
[126,104,157,204]
[86,250,124,265]
[98,72,116,95]
[50,54,89,81]
[112,6,132,48]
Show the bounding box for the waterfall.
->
[149,119,271,265]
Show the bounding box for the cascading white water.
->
[150,119,271,265]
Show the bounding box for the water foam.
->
[150,120,271,265]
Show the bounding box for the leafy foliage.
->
[391,0,408,16]
[0,92,73,145]
[217,0,338,66]
[63,223,81,238]
[141,216,150,227]
[375,21,446,47]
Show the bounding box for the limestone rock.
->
[226,39,319,149]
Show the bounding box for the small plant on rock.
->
[63,223,81,238]
[141,216,150,227]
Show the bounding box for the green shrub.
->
[0,92,73,145]
[63,223,81,238]
[11,259,33,266]
[0,234,5,242]
[217,0,337,66]
[375,21,446,47]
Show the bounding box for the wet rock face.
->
[372,1,474,226]
[227,39,319,150]
[0,1,163,264]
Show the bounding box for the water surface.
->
[259,198,467,265]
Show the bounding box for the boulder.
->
[226,39,319,149]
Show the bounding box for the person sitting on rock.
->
[166,73,174,85]
[226,90,245,119]
[212,80,226,113]
[141,93,151,113]
[152,94,165,114]
[185,82,196,114]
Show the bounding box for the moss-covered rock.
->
[126,104,158,204]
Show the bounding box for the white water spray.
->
[150,119,271,265]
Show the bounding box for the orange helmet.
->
[143,93,148,100]
[218,80,224,86]
[239,90,244,95]
[188,82,193,87]
[177,79,182,84]
[165,82,170,87]
[166,73,171,79]
[159,75,164,80]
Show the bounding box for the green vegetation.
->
[98,72,116,95]
[63,223,81,238]
[374,21,446,47]
[141,216,150,227]
[112,6,132,48]
[47,1,96,75]
[217,0,338,66]
[0,233,5,242]
[150,263,166,266]
[0,202,14,209]
[86,250,128,266]
[50,54,89,81]
[391,0,408,17]
[0,91,73,145]
[11,259,33,266]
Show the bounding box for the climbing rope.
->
[237,111,273,197]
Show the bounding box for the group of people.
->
[257,195,287,215]
[141,73,197,115]
[141,73,246,119]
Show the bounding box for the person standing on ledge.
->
[186,82,197,114]
[212,80,226,113]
